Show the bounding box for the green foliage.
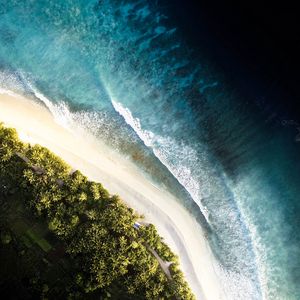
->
[0,123,195,300]
[139,224,179,263]
[0,123,22,162]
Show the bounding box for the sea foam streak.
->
[111,99,210,222]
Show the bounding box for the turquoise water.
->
[0,1,299,299]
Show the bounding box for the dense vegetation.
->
[0,123,195,299]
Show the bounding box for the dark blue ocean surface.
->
[0,1,299,299]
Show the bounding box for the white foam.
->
[230,174,275,300]
[22,79,74,130]
[111,99,210,222]
[0,87,22,98]
[111,99,154,147]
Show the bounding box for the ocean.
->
[0,0,299,299]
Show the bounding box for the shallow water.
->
[0,1,299,299]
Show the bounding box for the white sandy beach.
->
[0,92,226,300]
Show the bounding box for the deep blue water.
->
[0,1,299,299]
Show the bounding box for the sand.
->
[0,91,226,300]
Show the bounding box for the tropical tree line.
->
[0,123,195,299]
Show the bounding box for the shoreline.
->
[0,91,225,300]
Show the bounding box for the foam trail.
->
[0,87,21,98]
[19,77,74,130]
[112,98,210,222]
[111,99,154,147]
